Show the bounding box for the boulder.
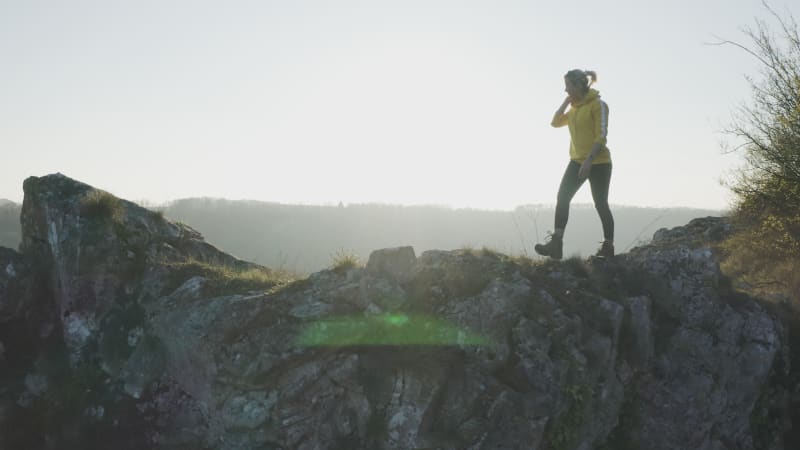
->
[366,246,416,283]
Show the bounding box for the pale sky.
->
[1,0,796,210]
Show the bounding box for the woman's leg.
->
[588,163,614,241]
[537,160,585,259]
[554,160,585,234]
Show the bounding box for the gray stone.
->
[623,296,654,367]
[222,391,277,430]
[24,373,48,397]
[169,276,206,302]
[366,246,416,283]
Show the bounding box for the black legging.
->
[555,160,614,240]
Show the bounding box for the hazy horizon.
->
[3,1,797,210]
[0,191,729,213]
[0,197,723,273]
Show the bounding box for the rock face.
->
[19,174,257,364]
[0,174,792,450]
[622,218,787,450]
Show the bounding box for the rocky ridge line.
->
[0,173,790,450]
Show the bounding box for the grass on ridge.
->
[80,190,124,222]
[329,248,362,272]
[166,257,299,297]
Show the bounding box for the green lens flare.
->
[296,313,492,347]
[385,314,409,326]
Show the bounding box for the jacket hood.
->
[572,88,600,107]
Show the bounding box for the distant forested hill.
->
[161,199,722,274]
[0,198,723,273]
[0,201,21,250]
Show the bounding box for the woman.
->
[534,69,615,260]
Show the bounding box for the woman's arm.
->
[578,99,610,179]
[551,96,572,127]
[591,99,609,151]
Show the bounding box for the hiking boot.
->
[535,233,563,260]
[595,240,614,258]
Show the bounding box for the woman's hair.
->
[564,69,597,93]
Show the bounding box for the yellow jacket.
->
[551,88,611,164]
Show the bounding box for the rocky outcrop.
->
[620,218,787,450]
[0,174,792,449]
[19,174,258,365]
